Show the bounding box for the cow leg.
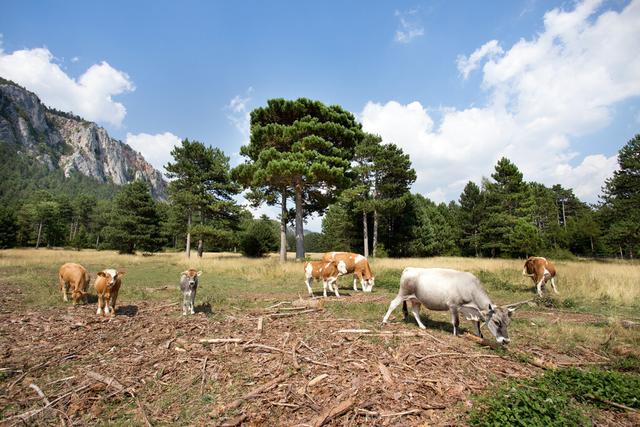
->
[382,295,404,324]
[322,279,328,298]
[411,301,426,329]
[550,277,559,294]
[96,294,104,315]
[536,279,544,297]
[402,301,409,321]
[104,293,111,315]
[190,288,196,314]
[60,278,69,302]
[305,277,314,297]
[110,292,118,315]
[182,292,189,315]
[450,307,460,336]
[353,274,358,291]
[475,321,483,338]
[328,278,340,297]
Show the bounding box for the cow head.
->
[522,257,536,277]
[181,269,202,289]
[71,289,87,304]
[363,277,375,293]
[98,270,125,288]
[460,304,520,344]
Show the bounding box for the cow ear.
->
[117,271,126,278]
[180,271,189,277]
[97,272,106,278]
[197,270,203,277]
[459,306,485,321]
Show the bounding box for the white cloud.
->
[362,0,640,204]
[126,132,181,175]
[456,40,503,79]
[0,46,134,126]
[71,56,79,63]
[226,87,253,143]
[394,10,424,44]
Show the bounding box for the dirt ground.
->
[0,283,634,426]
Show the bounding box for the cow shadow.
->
[195,302,213,315]
[308,291,352,298]
[115,305,139,317]
[405,314,455,334]
[84,294,98,304]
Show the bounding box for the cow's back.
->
[401,267,483,311]
[322,252,363,272]
[59,263,88,286]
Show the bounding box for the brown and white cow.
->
[58,262,90,304]
[304,261,344,298]
[94,269,125,316]
[321,252,375,292]
[523,256,558,297]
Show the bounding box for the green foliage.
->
[105,181,163,254]
[240,217,278,257]
[469,367,640,426]
[0,208,17,248]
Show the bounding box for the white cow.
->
[382,268,522,344]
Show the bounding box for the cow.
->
[58,262,90,304]
[382,268,522,344]
[180,269,202,315]
[94,269,125,316]
[523,256,558,297]
[321,252,375,292]
[304,261,345,298]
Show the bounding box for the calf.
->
[382,268,522,344]
[321,252,375,292]
[523,256,558,297]
[58,262,90,304]
[180,269,202,315]
[304,261,344,298]
[94,269,125,316]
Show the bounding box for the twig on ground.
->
[136,398,153,427]
[199,338,243,344]
[200,356,208,395]
[292,342,300,370]
[380,409,422,417]
[243,343,284,353]
[300,356,335,368]
[210,373,292,418]
[5,384,91,422]
[415,352,501,364]
[268,309,320,318]
[378,363,393,385]
[585,394,639,413]
[257,317,264,334]
[219,413,248,426]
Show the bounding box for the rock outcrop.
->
[0,78,167,199]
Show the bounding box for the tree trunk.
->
[294,182,305,261]
[69,221,74,241]
[372,208,378,258]
[280,190,288,263]
[197,240,203,258]
[36,221,43,249]
[363,209,369,258]
[474,231,480,257]
[619,245,623,259]
[95,234,100,250]
[589,236,594,254]
[186,212,192,259]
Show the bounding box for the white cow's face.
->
[364,277,375,292]
[485,305,515,344]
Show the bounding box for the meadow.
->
[1,249,639,425]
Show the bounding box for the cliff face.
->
[0,79,167,199]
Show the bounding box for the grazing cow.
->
[94,269,125,316]
[58,262,90,304]
[180,269,202,315]
[382,268,522,344]
[321,252,375,292]
[523,256,558,297]
[304,261,345,298]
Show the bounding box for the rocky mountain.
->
[0,78,167,199]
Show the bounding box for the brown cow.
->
[58,262,90,304]
[304,261,343,298]
[94,269,125,316]
[523,256,558,297]
[321,252,375,292]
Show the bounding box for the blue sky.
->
[1,0,639,230]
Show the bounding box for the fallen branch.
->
[378,363,393,385]
[266,301,290,309]
[268,309,320,318]
[381,409,422,417]
[200,356,208,395]
[311,397,355,427]
[199,338,244,344]
[242,344,284,353]
[336,329,372,334]
[300,356,335,368]
[291,342,300,370]
[210,373,291,418]
[219,413,248,426]
[462,333,502,349]
[308,374,329,387]
[585,394,639,413]
[415,352,502,364]
[5,384,91,422]
[86,371,133,396]
[257,317,264,334]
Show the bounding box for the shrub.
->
[240,218,278,257]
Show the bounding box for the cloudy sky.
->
[1,0,639,230]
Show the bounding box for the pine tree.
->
[458,181,484,257]
[600,134,640,258]
[105,181,162,254]
[235,98,362,261]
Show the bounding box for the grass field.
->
[1,249,639,425]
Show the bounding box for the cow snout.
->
[497,336,510,345]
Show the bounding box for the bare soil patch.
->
[0,282,627,426]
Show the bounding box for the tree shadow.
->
[195,302,213,315]
[115,305,139,317]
